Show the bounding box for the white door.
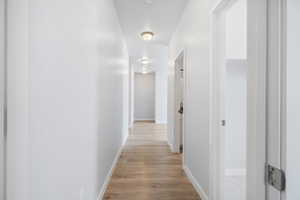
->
[174,52,184,153]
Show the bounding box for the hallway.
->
[2,0,297,199]
[103,122,200,200]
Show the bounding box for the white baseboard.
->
[225,168,246,177]
[183,165,209,200]
[96,135,127,200]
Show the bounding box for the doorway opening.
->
[210,0,247,199]
[134,72,155,123]
[174,51,185,154]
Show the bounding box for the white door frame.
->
[209,0,268,200]
[0,0,6,199]
[266,0,286,199]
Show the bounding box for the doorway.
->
[210,0,248,199]
[134,72,155,122]
[174,51,185,154]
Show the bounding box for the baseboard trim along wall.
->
[183,165,209,200]
[97,135,128,200]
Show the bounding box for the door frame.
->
[209,0,268,199]
[0,0,7,199]
[266,0,287,199]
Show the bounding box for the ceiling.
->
[115,0,188,61]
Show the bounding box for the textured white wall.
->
[154,47,168,124]
[168,0,211,196]
[6,0,128,200]
[287,0,300,199]
[134,73,155,121]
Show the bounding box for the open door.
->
[174,51,184,153]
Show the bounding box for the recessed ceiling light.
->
[141,31,154,41]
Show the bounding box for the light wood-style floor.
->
[103,122,201,200]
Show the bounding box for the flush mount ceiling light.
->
[141,31,154,41]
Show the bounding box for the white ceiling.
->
[115,0,187,60]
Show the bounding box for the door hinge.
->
[265,163,286,191]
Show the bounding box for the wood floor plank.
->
[103,122,201,200]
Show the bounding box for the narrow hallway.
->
[103,122,200,200]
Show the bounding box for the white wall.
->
[154,47,168,124]
[287,0,300,199]
[6,0,128,200]
[155,70,168,124]
[134,73,155,121]
[168,0,211,196]
[0,0,5,198]
[225,0,247,60]
[225,60,247,172]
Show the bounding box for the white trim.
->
[183,165,208,200]
[182,48,187,165]
[96,135,127,200]
[225,168,246,177]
